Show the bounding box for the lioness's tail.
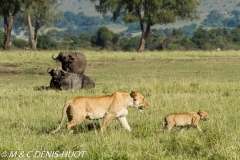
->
[51,101,71,134]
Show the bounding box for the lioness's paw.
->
[68,130,74,134]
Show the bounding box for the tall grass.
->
[0,50,239,159]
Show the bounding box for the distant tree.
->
[119,37,130,49]
[164,29,189,50]
[172,29,184,39]
[192,26,229,50]
[54,11,114,35]
[223,19,238,28]
[78,34,92,49]
[37,34,58,50]
[178,24,198,36]
[163,28,174,37]
[0,0,23,50]
[191,26,210,50]
[144,28,160,50]
[20,0,63,50]
[120,23,141,37]
[223,10,240,28]
[201,10,224,28]
[12,39,28,49]
[46,29,63,41]
[67,34,92,49]
[231,10,240,19]
[62,32,75,41]
[230,24,240,45]
[90,0,201,52]
[179,37,197,50]
[0,30,4,47]
[121,36,140,51]
[157,28,165,36]
[91,26,119,49]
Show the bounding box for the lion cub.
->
[162,110,209,132]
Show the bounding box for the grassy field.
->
[0,50,240,159]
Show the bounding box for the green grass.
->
[0,50,240,159]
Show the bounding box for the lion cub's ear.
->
[130,91,136,98]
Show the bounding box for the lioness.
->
[162,110,209,132]
[51,91,148,133]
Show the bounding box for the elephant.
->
[52,52,86,75]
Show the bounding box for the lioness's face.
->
[130,91,148,110]
[198,110,209,121]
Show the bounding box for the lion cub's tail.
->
[51,101,71,134]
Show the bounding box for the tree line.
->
[0,0,200,52]
[1,0,240,51]
[3,24,240,51]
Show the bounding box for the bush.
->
[37,35,58,50]
[91,27,119,49]
[12,39,29,49]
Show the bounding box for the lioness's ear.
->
[130,91,136,98]
[198,110,203,116]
